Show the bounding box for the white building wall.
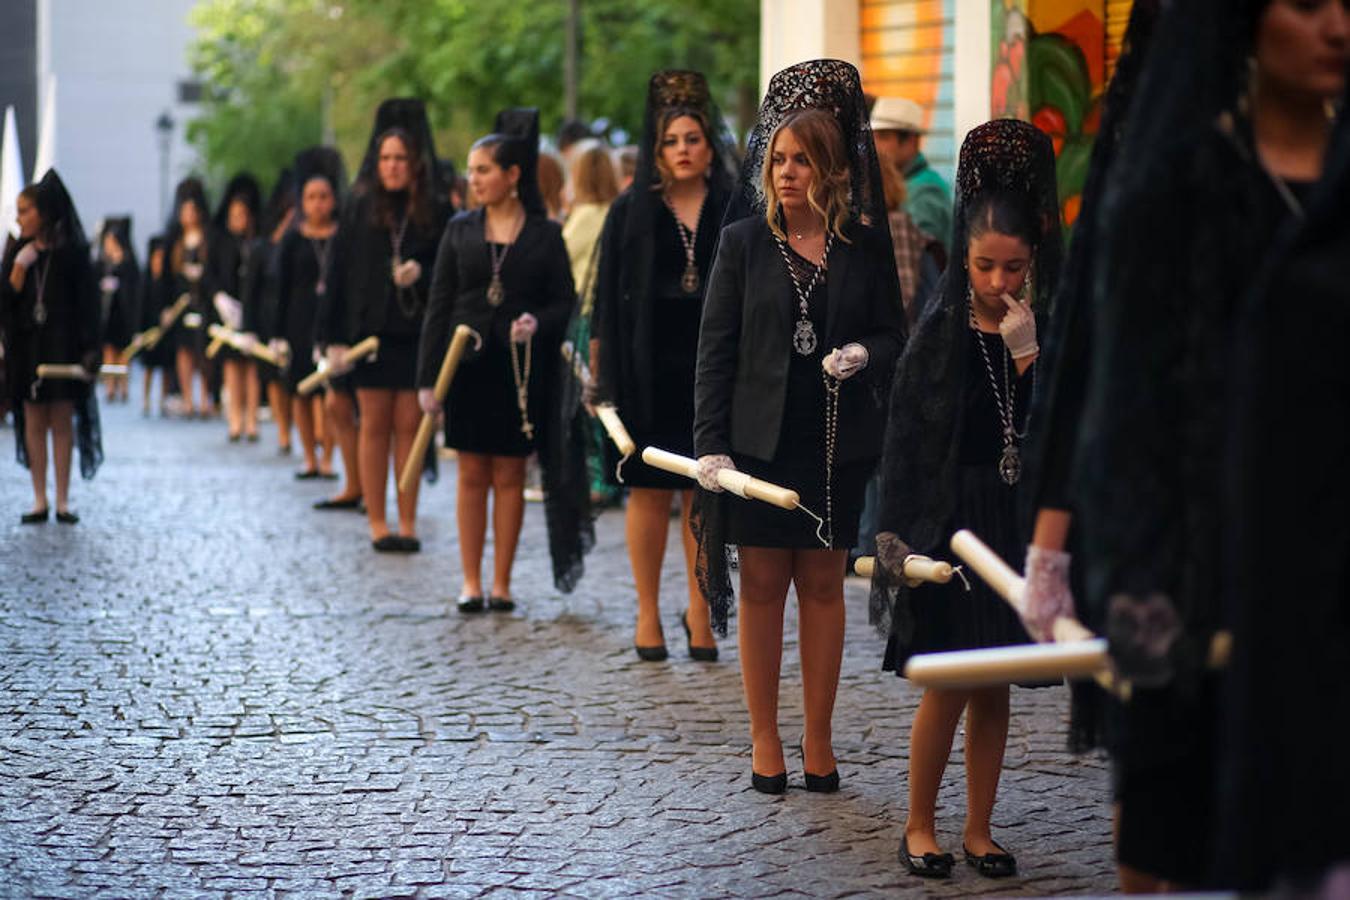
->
[760,0,861,94]
[38,0,199,245]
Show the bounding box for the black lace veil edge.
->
[352,98,447,205]
[544,321,596,593]
[867,119,1062,641]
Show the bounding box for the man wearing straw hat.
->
[871,96,952,252]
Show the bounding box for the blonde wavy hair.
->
[762,108,852,243]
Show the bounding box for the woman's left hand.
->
[392,259,422,288]
[510,312,538,343]
[999,294,1038,359]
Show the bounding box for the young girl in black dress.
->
[872,119,1061,879]
[95,217,138,403]
[419,109,579,611]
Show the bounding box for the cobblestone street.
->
[1,399,1116,898]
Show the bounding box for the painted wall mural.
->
[859,0,958,180]
[992,0,1110,230]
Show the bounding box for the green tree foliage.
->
[187,0,758,188]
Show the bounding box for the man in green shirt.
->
[871,96,952,253]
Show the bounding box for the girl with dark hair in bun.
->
[419,109,581,612]
[872,119,1062,880]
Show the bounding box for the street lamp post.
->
[155,111,175,223]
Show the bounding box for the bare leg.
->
[457,453,492,596]
[488,456,527,597]
[627,488,674,647]
[677,491,717,650]
[737,546,794,777]
[794,549,847,775]
[48,401,75,512]
[175,347,196,415]
[269,381,292,451]
[314,396,334,474]
[23,402,50,513]
[223,358,244,436]
[962,685,1011,856]
[142,365,154,415]
[357,388,393,541]
[325,389,361,501]
[293,393,319,472]
[102,346,119,401]
[905,687,970,856]
[390,390,422,537]
[243,361,260,437]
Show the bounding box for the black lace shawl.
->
[1213,95,1350,891]
[868,119,1061,641]
[693,59,903,634]
[592,69,736,429]
[1074,0,1303,690]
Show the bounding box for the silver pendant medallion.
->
[792,318,817,356]
[487,276,505,307]
[316,280,326,297]
[681,265,699,295]
[998,442,1021,486]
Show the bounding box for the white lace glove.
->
[237,332,259,354]
[159,307,177,329]
[1022,544,1074,642]
[417,388,440,416]
[326,344,350,374]
[267,338,289,359]
[510,312,538,343]
[99,275,120,294]
[822,343,869,380]
[183,261,204,283]
[999,294,1038,359]
[876,532,924,587]
[213,292,243,330]
[14,243,38,268]
[392,259,422,288]
[696,454,735,492]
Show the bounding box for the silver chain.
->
[662,192,705,294]
[31,252,52,326]
[310,236,331,296]
[822,371,840,548]
[774,231,833,356]
[510,337,534,441]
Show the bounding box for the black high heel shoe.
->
[751,771,788,795]
[799,741,840,793]
[679,612,718,662]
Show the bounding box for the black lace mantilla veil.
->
[353,98,446,200]
[867,119,1061,643]
[491,107,545,218]
[11,169,104,479]
[693,59,901,635]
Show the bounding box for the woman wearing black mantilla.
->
[694,59,906,796]
[590,69,736,661]
[419,108,589,612]
[871,119,1062,880]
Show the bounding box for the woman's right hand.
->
[696,454,735,492]
[326,344,349,374]
[14,243,38,269]
[417,388,440,416]
[159,308,176,329]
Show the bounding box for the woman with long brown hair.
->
[322,99,450,551]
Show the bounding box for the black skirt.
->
[883,464,1043,677]
[445,337,534,458]
[350,333,419,391]
[727,451,871,550]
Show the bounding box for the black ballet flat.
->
[228,433,242,443]
[395,536,421,553]
[964,842,1017,878]
[318,471,339,481]
[278,445,293,456]
[313,496,361,511]
[488,596,515,613]
[634,644,668,662]
[295,469,321,480]
[679,611,718,662]
[20,508,49,525]
[372,535,403,553]
[55,511,79,525]
[751,771,788,795]
[457,595,486,614]
[901,836,954,878]
[245,433,260,443]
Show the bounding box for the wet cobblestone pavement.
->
[1,399,1115,897]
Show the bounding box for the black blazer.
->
[694,216,906,464]
[417,208,575,387]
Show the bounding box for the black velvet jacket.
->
[694,215,905,464]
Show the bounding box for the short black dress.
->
[3,244,97,405]
[273,230,331,392]
[883,330,1039,672]
[167,241,213,358]
[610,202,717,489]
[726,248,870,551]
[98,258,138,348]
